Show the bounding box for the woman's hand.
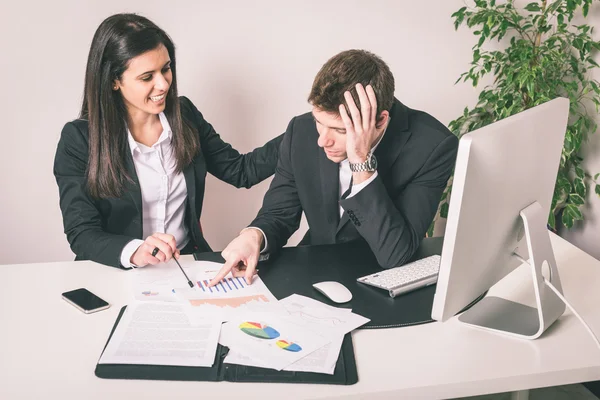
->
[130,232,180,267]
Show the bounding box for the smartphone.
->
[62,288,110,314]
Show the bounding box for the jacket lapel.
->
[318,145,341,234]
[336,177,352,235]
[183,159,196,208]
[183,158,211,251]
[124,150,142,216]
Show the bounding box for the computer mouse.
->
[312,281,352,304]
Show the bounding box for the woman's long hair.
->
[81,13,199,198]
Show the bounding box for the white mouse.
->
[312,281,352,304]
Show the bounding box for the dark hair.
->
[308,49,395,119]
[81,13,199,198]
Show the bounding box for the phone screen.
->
[62,288,109,312]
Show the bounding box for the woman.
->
[53,13,282,269]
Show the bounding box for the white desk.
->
[1,233,599,399]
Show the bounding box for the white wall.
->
[0,0,597,265]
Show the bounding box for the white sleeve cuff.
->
[347,171,378,198]
[120,239,145,269]
[241,227,268,253]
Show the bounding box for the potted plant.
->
[430,0,600,236]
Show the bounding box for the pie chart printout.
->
[239,322,280,339]
[276,340,302,352]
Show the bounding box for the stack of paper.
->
[121,259,370,373]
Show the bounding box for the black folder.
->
[95,306,358,385]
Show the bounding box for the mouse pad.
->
[194,237,484,329]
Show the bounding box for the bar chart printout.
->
[176,270,281,319]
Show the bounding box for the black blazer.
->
[251,98,458,268]
[54,96,283,268]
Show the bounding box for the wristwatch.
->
[349,151,378,172]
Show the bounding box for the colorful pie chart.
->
[239,322,280,339]
[276,340,302,352]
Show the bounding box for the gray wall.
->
[0,0,598,264]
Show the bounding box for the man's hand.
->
[209,228,264,286]
[130,232,180,267]
[340,83,379,165]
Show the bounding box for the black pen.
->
[173,255,194,288]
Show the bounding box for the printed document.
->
[98,301,220,367]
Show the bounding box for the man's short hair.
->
[308,49,395,118]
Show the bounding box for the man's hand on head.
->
[209,228,264,286]
[340,83,379,165]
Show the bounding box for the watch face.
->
[369,154,378,170]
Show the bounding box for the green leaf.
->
[574,177,586,197]
[440,202,450,219]
[569,193,585,206]
[546,1,562,15]
[524,2,541,12]
[527,80,535,95]
[478,35,486,48]
[566,203,584,220]
[562,209,574,229]
[562,203,583,229]
[451,6,467,18]
[594,173,600,181]
[548,211,556,230]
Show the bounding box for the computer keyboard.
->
[357,255,441,298]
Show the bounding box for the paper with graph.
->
[219,312,332,371]
[131,259,284,320]
[174,267,284,319]
[224,295,369,373]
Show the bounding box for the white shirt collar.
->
[127,112,172,155]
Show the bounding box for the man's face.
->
[114,43,172,118]
[313,108,348,163]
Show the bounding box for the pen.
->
[151,246,194,288]
[173,254,194,288]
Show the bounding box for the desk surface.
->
[1,233,599,399]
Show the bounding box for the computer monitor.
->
[431,97,570,339]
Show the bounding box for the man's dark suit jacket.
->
[251,98,459,269]
[54,96,282,269]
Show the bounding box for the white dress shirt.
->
[120,112,189,267]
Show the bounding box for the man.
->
[211,49,458,285]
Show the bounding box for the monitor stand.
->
[458,201,566,339]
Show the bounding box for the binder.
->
[95,306,358,385]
